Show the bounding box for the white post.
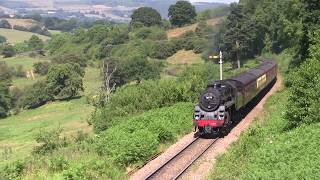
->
[219,51,223,80]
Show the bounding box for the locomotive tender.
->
[193,60,277,135]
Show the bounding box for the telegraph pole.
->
[219,51,223,80]
[209,51,223,81]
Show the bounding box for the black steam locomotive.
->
[193,60,277,135]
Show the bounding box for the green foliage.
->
[133,26,167,40]
[46,64,84,100]
[168,1,197,27]
[0,35,6,44]
[19,80,54,109]
[33,128,68,154]
[1,45,16,58]
[150,41,177,59]
[92,64,213,132]
[286,31,320,127]
[131,7,162,27]
[0,19,11,29]
[118,56,160,83]
[48,155,69,172]
[33,61,51,75]
[28,35,44,51]
[95,102,193,166]
[210,90,320,179]
[51,53,87,67]
[0,82,11,118]
[197,6,230,21]
[296,0,320,65]
[0,160,26,179]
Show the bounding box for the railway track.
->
[145,137,219,180]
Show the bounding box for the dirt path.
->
[130,75,283,180]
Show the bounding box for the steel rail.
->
[144,137,200,180]
[173,138,219,180]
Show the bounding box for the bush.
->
[48,156,69,172]
[0,19,11,29]
[0,160,26,179]
[95,103,193,166]
[33,61,51,75]
[150,41,177,59]
[285,31,320,127]
[0,82,11,118]
[92,64,213,132]
[19,80,53,109]
[13,25,29,32]
[51,53,87,67]
[33,128,68,154]
[2,45,16,58]
[46,63,84,100]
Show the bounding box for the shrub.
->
[46,63,84,100]
[91,64,213,132]
[33,61,51,75]
[51,53,87,68]
[150,41,177,59]
[2,45,16,58]
[0,82,11,118]
[19,80,53,109]
[33,128,68,154]
[13,25,29,32]
[0,19,11,29]
[28,35,44,51]
[0,160,26,179]
[95,103,193,166]
[48,156,69,172]
[285,30,320,127]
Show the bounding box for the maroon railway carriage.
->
[193,60,277,135]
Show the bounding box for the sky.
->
[189,0,239,3]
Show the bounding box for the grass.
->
[208,88,320,179]
[48,30,62,35]
[1,56,49,70]
[0,97,93,167]
[0,66,101,169]
[162,50,204,78]
[0,28,50,44]
[166,17,223,39]
[0,56,50,88]
[207,52,320,179]
[4,19,38,28]
[167,50,204,65]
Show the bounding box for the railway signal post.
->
[209,51,223,80]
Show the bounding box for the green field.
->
[1,56,49,70]
[0,28,50,44]
[0,65,101,168]
[0,56,50,88]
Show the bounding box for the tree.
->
[0,19,11,29]
[19,80,54,109]
[220,3,257,68]
[51,53,87,68]
[33,62,51,75]
[168,1,197,27]
[46,64,84,99]
[0,82,11,118]
[0,35,6,44]
[296,0,320,65]
[131,7,162,27]
[0,62,12,117]
[28,35,44,51]
[2,45,16,58]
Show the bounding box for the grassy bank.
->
[0,28,50,44]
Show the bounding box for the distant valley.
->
[0,0,227,22]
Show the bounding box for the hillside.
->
[4,18,39,28]
[0,28,50,44]
[167,17,223,39]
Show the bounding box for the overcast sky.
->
[190,0,239,3]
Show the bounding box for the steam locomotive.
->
[193,60,277,135]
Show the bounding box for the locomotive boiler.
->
[193,60,277,135]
